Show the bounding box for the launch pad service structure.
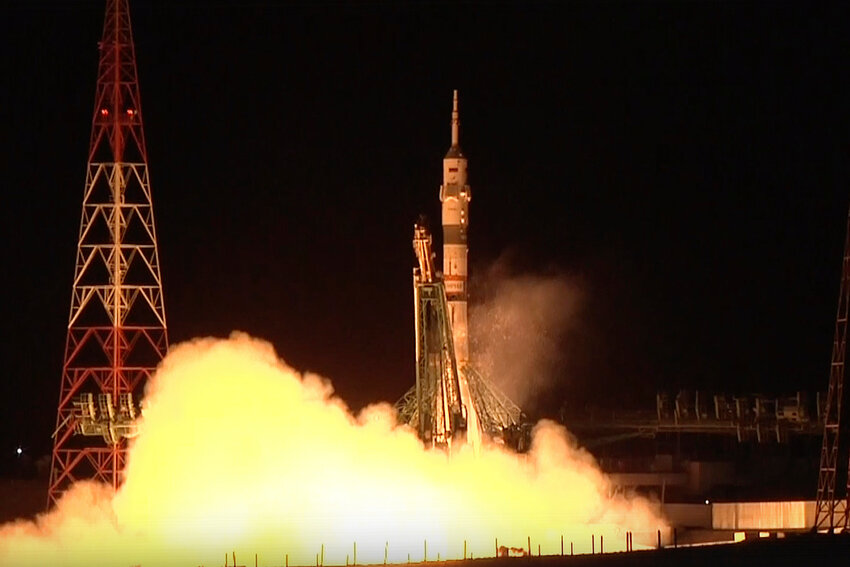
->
[397,91,522,450]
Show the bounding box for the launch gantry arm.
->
[411,223,468,447]
[413,224,436,284]
[399,222,522,449]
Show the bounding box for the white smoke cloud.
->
[470,258,583,408]
[0,333,664,566]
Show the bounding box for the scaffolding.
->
[396,224,522,448]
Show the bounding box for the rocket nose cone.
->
[445,146,465,159]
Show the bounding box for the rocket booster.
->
[440,90,471,365]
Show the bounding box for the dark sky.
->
[1,1,849,460]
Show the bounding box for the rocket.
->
[440,90,471,366]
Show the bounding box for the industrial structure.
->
[397,224,522,448]
[48,0,168,507]
[400,224,480,449]
[396,93,522,448]
[563,390,823,446]
[575,197,850,532]
[814,203,850,532]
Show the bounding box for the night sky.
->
[1,1,849,463]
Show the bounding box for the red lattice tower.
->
[48,0,168,508]
[814,202,850,532]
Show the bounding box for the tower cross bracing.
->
[48,0,167,508]
[814,203,850,532]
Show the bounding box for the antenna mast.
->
[814,203,850,531]
[48,0,168,507]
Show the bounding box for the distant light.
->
[16,447,22,456]
[705,499,710,505]
[100,108,109,116]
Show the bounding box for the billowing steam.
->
[0,333,664,566]
[470,259,583,408]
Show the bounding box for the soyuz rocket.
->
[440,90,471,366]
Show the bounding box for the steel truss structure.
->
[814,204,850,532]
[48,0,168,508]
[396,225,521,447]
[563,390,823,447]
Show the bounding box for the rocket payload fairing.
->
[440,90,471,365]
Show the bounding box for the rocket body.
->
[440,90,471,365]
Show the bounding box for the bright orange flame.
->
[0,333,666,566]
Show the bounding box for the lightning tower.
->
[814,202,850,531]
[440,90,471,365]
[48,0,168,507]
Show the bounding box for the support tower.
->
[440,90,471,365]
[814,203,850,531]
[48,0,168,507]
[396,223,521,448]
[396,92,522,447]
[410,224,471,447]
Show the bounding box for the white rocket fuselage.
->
[440,90,470,366]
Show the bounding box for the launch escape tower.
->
[48,0,168,507]
[396,93,522,447]
[814,204,850,531]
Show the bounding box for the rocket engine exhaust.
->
[0,333,666,567]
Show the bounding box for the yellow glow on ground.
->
[0,333,666,566]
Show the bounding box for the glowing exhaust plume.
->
[0,333,665,566]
